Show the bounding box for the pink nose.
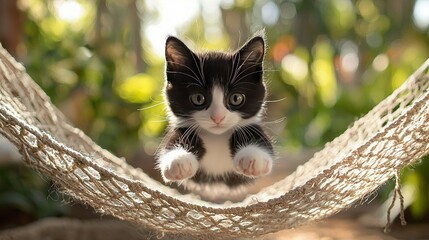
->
[211,115,225,124]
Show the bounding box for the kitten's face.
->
[164,35,266,134]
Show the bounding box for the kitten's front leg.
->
[158,148,199,182]
[233,145,273,177]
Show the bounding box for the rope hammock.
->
[1,45,429,238]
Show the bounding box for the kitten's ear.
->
[165,36,194,69]
[236,32,266,64]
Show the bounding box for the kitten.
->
[157,32,274,196]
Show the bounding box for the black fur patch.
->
[230,124,274,156]
[162,127,206,160]
[190,170,252,188]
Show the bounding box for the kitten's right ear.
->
[236,34,265,64]
[165,36,194,69]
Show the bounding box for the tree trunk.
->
[0,0,23,59]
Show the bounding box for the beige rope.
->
[1,45,429,238]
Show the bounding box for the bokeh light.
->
[54,0,85,23]
[413,0,429,30]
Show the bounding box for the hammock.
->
[0,45,428,238]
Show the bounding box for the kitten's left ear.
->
[236,32,266,64]
[165,36,195,70]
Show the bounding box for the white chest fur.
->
[198,130,234,176]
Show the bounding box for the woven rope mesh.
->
[1,45,429,238]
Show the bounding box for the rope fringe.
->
[384,169,407,233]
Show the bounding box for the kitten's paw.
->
[158,149,199,182]
[233,145,273,177]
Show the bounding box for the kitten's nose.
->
[211,115,225,124]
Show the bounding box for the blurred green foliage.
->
[401,156,429,219]
[2,0,429,220]
[0,166,68,220]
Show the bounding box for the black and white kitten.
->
[157,32,274,196]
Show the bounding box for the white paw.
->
[158,148,199,182]
[233,145,273,177]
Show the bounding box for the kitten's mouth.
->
[206,124,231,134]
[212,123,229,129]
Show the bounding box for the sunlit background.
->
[1,0,429,234]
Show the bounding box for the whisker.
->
[183,123,200,146]
[233,61,261,81]
[230,51,254,84]
[261,69,280,73]
[230,53,243,84]
[231,82,259,89]
[233,70,264,84]
[138,102,166,111]
[149,119,169,123]
[166,71,203,85]
[190,53,205,84]
[166,60,201,83]
[262,117,286,125]
[243,125,268,146]
[191,125,201,146]
[200,57,206,84]
[229,53,238,85]
[179,123,194,144]
[185,82,204,88]
[264,97,286,103]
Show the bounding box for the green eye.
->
[229,93,245,106]
[190,93,205,106]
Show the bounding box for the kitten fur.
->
[157,31,275,198]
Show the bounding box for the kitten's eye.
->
[229,93,245,107]
[190,93,205,106]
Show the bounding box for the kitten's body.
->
[157,32,274,197]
